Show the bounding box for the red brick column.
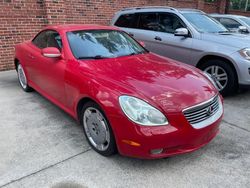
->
[43,0,66,24]
[197,0,205,10]
[217,0,227,13]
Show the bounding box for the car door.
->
[114,12,159,46]
[120,12,193,64]
[113,13,139,37]
[27,30,66,105]
[141,12,193,64]
[26,30,47,85]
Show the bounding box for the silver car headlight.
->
[203,72,219,90]
[239,48,250,60]
[119,96,168,126]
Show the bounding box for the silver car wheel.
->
[83,107,110,151]
[17,64,27,89]
[204,65,228,91]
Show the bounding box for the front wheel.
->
[81,101,117,156]
[199,59,238,96]
[17,63,33,92]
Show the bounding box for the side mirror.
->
[174,28,189,37]
[238,26,248,33]
[139,41,146,47]
[42,47,61,58]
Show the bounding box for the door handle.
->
[154,36,162,41]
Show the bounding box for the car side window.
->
[219,18,241,30]
[32,30,62,50]
[138,13,159,31]
[47,31,62,50]
[158,13,186,34]
[114,14,139,28]
[32,31,47,49]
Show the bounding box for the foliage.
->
[229,0,250,11]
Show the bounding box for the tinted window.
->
[219,18,241,30]
[67,30,147,59]
[138,13,158,31]
[32,30,62,50]
[158,13,185,33]
[32,31,47,49]
[47,31,62,50]
[115,14,138,28]
[213,17,220,21]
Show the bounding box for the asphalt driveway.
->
[0,70,250,188]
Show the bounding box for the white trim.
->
[189,98,223,129]
[43,53,61,58]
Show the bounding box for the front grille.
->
[183,95,220,126]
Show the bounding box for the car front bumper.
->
[231,53,250,86]
[109,110,222,159]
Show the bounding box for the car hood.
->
[202,32,250,49]
[80,53,217,112]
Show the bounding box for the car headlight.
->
[119,96,168,126]
[239,48,250,60]
[203,72,219,90]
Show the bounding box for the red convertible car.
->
[14,24,223,159]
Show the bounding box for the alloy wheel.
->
[83,107,110,151]
[17,64,28,89]
[204,65,228,91]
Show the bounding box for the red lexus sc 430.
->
[14,25,223,159]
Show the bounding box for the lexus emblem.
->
[206,106,214,116]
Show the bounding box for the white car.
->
[210,14,250,34]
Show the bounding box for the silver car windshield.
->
[240,17,250,26]
[182,13,228,33]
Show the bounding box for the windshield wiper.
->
[128,51,145,56]
[78,55,109,60]
[128,52,137,56]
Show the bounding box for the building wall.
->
[227,9,250,16]
[0,0,246,71]
[0,0,47,71]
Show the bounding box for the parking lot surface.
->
[0,70,250,188]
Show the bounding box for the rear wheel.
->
[81,101,117,156]
[199,59,238,96]
[17,63,33,92]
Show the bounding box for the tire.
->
[80,101,117,156]
[199,59,238,96]
[17,63,33,92]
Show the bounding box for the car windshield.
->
[182,13,228,33]
[67,30,147,59]
[240,17,250,26]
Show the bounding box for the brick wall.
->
[227,9,250,16]
[0,0,245,71]
[0,0,47,71]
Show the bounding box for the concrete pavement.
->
[0,70,249,188]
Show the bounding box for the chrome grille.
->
[183,95,220,126]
